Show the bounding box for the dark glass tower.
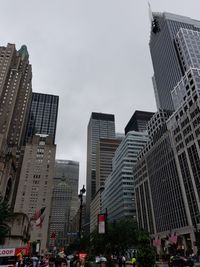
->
[125,110,154,135]
[25,93,59,144]
[150,12,200,111]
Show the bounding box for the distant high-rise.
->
[25,93,59,144]
[150,12,200,110]
[48,159,79,246]
[48,178,72,249]
[125,110,154,135]
[102,131,148,222]
[96,138,121,192]
[90,137,122,233]
[86,112,115,228]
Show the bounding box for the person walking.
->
[122,256,126,267]
[118,256,122,267]
[131,257,136,267]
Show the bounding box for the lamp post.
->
[78,185,86,238]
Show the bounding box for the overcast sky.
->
[1,0,200,189]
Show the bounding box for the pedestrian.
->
[122,256,126,267]
[131,257,136,267]
[99,258,107,267]
[49,257,56,267]
[118,256,122,267]
[56,258,67,267]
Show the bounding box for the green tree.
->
[136,230,156,267]
[0,194,14,244]
[88,218,139,257]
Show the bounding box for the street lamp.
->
[78,185,86,238]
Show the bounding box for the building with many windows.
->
[48,160,79,247]
[48,178,72,249]
[0,43,32,203]
[125,110,154,135]
[85,112,115,229]
[134,12,200,254]
[134,111,189,238]
[14,135,56,253]
[102,131,148,222]
[90,137,122,233]
[150,12,200,111]
[25,93,59,144]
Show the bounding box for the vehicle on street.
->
[168,255,194,267]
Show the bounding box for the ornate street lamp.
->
[78,185,86,238]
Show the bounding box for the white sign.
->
[0,248,15,257]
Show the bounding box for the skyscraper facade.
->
[90,137,122,233]
[134,11,200,254]
[48,159,79,245]
[96,138,121,192]
[134,111,189,236]
[0,43,32,201]
[14,135,56,253]
[86,112,115,228]
[25,93,59,144]
[102,131,148,222]
[125,110,154,135]
[48,178,72,249]
[150,12,200,110]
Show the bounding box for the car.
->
[168,255,194,267]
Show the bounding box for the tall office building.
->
[48,159,79,247]
[48,178,72,249]
[0,43,32,201]
[134,111,189,236]
[96,138,121,192]
[125,110,154,135]
[90,137,122,233]
[150,12,200,110]
[25,93,59,144]
[86,112,115,228]
[102,131,148,222]
[14,135,56,253]
[134,11,200,254]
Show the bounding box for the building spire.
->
[148,1,153,23]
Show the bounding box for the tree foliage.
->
[68,217,156,267]
[85,218,139,257]
[136,230,156,267]
[0,194,14,244]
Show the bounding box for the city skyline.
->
[1,1,200,187]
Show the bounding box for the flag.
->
[152,237,161,247]
[35,212,45,228]
[168,232,177,244]
[171,232,177,244]
[98,214,106,234]
[31,207,46,228]
[51,232,56,239]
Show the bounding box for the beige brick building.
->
[14,135,56,253]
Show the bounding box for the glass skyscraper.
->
[25,92,59,144]
[150,12,200,111]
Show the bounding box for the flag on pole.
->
[31,207,46,228]
[98,214,106,234]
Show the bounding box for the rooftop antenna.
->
[148,1,153,22]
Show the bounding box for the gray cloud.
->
[1,0,200,189]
